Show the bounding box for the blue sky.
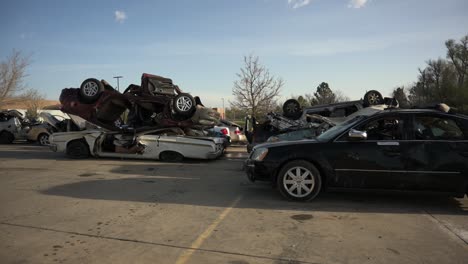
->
[1,0,467,108]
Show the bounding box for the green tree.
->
[392,87,409,108]
[310,82,336,105]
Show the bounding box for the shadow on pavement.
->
[40,162,468,215]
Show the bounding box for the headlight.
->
[251,148,269,161]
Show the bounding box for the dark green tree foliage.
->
[296,95,309,107]
[310,82,336,105]
[392,87,409,108]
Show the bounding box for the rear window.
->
[413,115,465,140]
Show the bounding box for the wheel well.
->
[67,138,89,148]
[37,132,49,139]
[159,150,183,157]
[274,158,329,190]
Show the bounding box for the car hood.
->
[253,138,319,150]
[39,112,61,129]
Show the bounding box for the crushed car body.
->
[49,127,225,161]
[245,90,398,151]
[0,110,53,145]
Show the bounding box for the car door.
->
[404,113,468,193]
[332,113,410,189]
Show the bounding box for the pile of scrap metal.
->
[50,73,226,161]
[59,73,220,131]
[0,110,53,145]
[245,90,399,152]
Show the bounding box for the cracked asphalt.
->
[0,144,467,264]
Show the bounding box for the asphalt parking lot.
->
[0,144,467,264]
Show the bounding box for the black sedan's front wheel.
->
[277,160,322,201]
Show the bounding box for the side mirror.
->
[348,129,367,141]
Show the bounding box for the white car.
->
[49,127,225,161]
[0,110,52,145]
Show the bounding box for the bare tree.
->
[334,90,350,102]
[231,55,283,117]
[0,50,30,107]
[445,35,468,89]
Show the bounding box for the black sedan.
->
[244,108,468,201]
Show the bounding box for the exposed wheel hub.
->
[176,96,193,112]
[83,82,99,96]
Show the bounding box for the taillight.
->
[220,128,228,135]
[235,128,241,135]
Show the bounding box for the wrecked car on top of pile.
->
[59,73,220,131]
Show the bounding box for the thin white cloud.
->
[114,10,127,23]
[348,0,368,9]
[288,0,312,9]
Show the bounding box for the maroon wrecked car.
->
[60,73,218,130]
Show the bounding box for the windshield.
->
[316,116,365,142]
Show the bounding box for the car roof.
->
[373,107,468,119]
[303,100,361,111]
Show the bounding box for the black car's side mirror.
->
[348,129,367,141]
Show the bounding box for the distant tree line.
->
[392,34,468,113]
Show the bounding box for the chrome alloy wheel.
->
[83,81,99,97]
[39,134,49,145]
[283,166,315,198]
[367,92,381,105]
[176,95,193,112]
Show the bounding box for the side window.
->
[330,108,346,118]
[345,105,359,116]
[357,116,404,141]
[413,116,464,140]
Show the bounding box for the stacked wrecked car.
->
[49,73,226,161]
[244,90,398,152]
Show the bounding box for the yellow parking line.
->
[175,195,243,264]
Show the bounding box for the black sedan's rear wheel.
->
[66,139,90,159]
[277,160,322,201]
[173,93,196,117]
[79,78,104,104]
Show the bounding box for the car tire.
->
[37,133,50,146]
[66,139,90,159]
[159,151,184,162]
[0,131,15,144]
[173,93,196,117]
[277,160,322,202]
[79,78,104,104]
[363,90,384,107]
[283,99,303,119]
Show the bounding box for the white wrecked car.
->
[49,126,225,161]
